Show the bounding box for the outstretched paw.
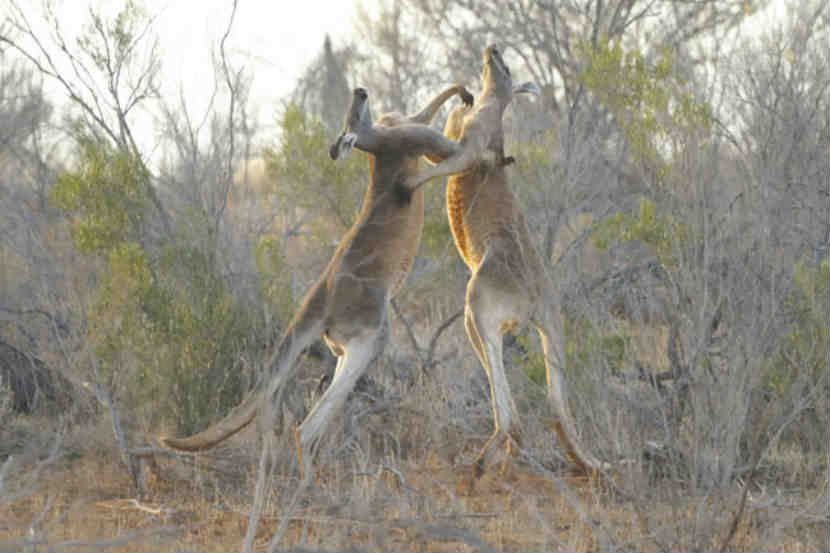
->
[330,132,357,160]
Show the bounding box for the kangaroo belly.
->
[340,193,424,300]
[446,172,518,270]
[386,193,424,297]
[446,178,474,268]
[388,227,422,296]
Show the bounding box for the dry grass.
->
[2,292,827,552]
[1,411,826,552]
[2,305,827,552]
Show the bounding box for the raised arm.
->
[329,88,373,160]
[330,86,469,161]
[412,85,474,164]
[403,112,493,192]
[404,80,541,192]
[408,84,473,125]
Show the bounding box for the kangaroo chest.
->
[340,186,424,299]
[446,169,520,270]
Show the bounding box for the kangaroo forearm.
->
[410,84,472,124]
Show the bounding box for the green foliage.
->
[515,129,558,175]
[514,333,547,388]
[151,242,253,435]
[513,323,628,390]
[592,197,684,266]
[506,321,630,408]
[420,194,453,259]
[577,37,712,181]
[87,241,155,378]
[510,129,561,204]
[565,319,629,376]
[765,259,830,396]
[255,234,296,322]
[52,139,254,434]
[76,0,159,100]
[50,140,148,254]
[87,240,253,434]
[264,103,366,243]
[0,370,13,426]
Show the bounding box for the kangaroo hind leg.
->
[294,329,382,479]
[464,273,522,479]
[533,309,606,475]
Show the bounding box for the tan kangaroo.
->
[161,85,472,476]
[407,45,606,477]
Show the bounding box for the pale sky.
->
[142,0,786,150]
[7,0,790,156]
[145,0,366,127]
[9,0,370,154]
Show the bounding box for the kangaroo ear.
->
[330,133,358,160]
[513,81,541,96]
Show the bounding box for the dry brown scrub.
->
[1,392,826,552]
[1,270,826,551]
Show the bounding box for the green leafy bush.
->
[52,141,254,434]
[577,37,711,181]
[766,259,829,398]
[255,234,296,324]
[263,103,366,245]
[592,197,684,267]
[50,139,148,254]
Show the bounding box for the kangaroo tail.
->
[160,283,327,452]
[160,387,262,451]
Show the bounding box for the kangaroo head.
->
[330,87,372,160]
[481,45,513,100]
[481,45,541,104]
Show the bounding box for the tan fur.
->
[410,46,606,477]
[161,86,471,477]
